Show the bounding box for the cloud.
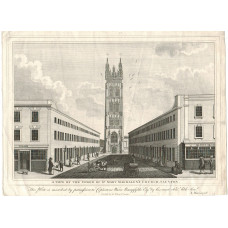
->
[74,82,105,118]
[155,42,208,57]
[124,63,214,132]
[14,54,73,112]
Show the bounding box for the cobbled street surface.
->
[53,155,176,179]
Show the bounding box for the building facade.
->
[104,58,124,153]
[128,94,215,170]
[14,100,100,172]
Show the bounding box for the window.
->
[14,111,20,122]
[32,111,39,122]
[14,130,20,141]
[173,128,175,139]
[32,129,39,141]
[195,126,203,138]
[111,132,118,143]
[173,114,175,121]
[54,117,57,123]
[115,87,120,97]
[109,117,114,126]
[172,148,175,161]
[186,147,215,159]
[14,150,18,160]
[109,102,113,112]
[170,116,172,122]
[54,148,58,162]
[114,102,119,112]
[54,131,57,140]
[31,150,46,160]
[195,106,202,118]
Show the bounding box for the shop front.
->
[183,142,215,170]
[14,147,48,172]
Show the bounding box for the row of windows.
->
[54,131,99,144]
[14,111,39,123]
[130,105,214,138]
[186,147,215,159]
[54,147,99,162]
[109,102,120,112]
[14,150,46,160]
[130,114,176,137]
[54,117,99,138]
[130,146,176,162]
[109,86,120,97]
[130,128,176,144]
[14,129,38,141]
[109,117,120,126]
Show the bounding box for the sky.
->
[13,42,215,138]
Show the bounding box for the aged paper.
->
[2,31,227,196]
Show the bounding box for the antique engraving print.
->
[2,32,226,195]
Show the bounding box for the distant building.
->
[104,58,124,153]
[123,136,129,154]
[14,100,100,172]
[128,94,215,170]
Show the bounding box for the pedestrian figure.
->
[48,157,54,175]
[69,157,72,167]
[59,160,64,172]
[76,155,80,165]
[87,153,90,161]
[131,154,136,163]
[209,155,214,174]
[199,155,205,174]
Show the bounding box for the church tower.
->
[104,58,124,153]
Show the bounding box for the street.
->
[53,154,176,179]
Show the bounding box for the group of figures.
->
[199,155,215,174]
[47,152,100,175]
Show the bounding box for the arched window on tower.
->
[109,86,114,97]
[115,87,120,97]
[111,132,118,143]
[114,101,119,112]
[109,102,113,112]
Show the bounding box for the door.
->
[19,151,30,170]
[112,146,117,153]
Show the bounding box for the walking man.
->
[199,154,205,174]
[76,155,80,165]
[48,157,54,175]
[59,160,64,172]
[209,155,214,174]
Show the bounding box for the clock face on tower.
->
[104,58,123,153]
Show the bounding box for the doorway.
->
[112,146,117,153]
[19,151,30,170]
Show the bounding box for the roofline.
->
[14,100,101,135]
[128,106,180,135]
[51,107,101,134]
[128,94,215,135]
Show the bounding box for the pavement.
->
[152,164,216,178]
[14,153,108,180]
[14,154,216,179]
